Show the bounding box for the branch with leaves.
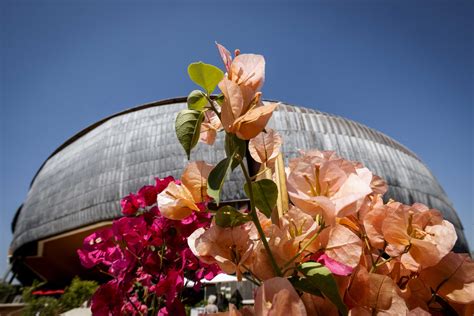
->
[79,43,474,316]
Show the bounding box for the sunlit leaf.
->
[207,155,234,205]
[188,62,224,95]
[187,90,208,111]
[297,262,348,316]
[291,277,323,298]
[214,94,225,106]
[225,133,246,170]
[244,179,278,218]
[175,110,204,159]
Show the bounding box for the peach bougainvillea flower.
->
[217,42,265,107]
[180,160,213,203]
[311,223,363,270]
[157,161,213,220]
[219,78,277,140]
[156,182,199,220]
[216,43,278,140]
[208,304,255,316]
[200,110,222,145]
[250,207,320,279]
[346,268,408,315]
[419,252,474,305]
[248,128,282,166]
[254,277,307,316]
[400,277,432,312]
[301,294,339,316]
[287,150,373,221]
[187,222,256,279]
[381,202,457,271]
[362,195,389,249]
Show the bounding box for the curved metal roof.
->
[10,98,469,253]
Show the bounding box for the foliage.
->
[187,62,224,95]
[21,278,98,316]
[60,277,98,310]
[175,110,204,159]
[0,282,17,304]
[244,179,278,218]
[23,297,62,316]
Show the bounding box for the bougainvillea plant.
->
[77,175,220,315]
[79,43,474,315]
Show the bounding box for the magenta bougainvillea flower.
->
[78,177,219,315]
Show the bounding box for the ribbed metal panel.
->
[10,99,468,253]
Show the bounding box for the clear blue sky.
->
[1,0,472,276]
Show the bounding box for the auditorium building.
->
[7,98,469,286]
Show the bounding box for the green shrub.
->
[60,277,98,310]
[21,277,98,315]
[0,282,17,303]
[23,297,61,316]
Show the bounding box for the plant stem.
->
[239,160,282,277]
[205,95,221,119]
[281,225,324,270]
[126,294,143,316]
[369,242,386,273]
[241,264,262,286]
[249,166,271,181]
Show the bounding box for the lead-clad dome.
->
[11,98,469,259]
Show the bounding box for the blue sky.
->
[1,0,472,276]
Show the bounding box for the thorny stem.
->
[239,160,282,277]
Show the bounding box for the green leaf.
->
[215,206,251,228]
[187,90,208,111]
[291,277,323,298]
[207,155,234,205]
[225,134,246,170]
[297,262,348,316]
[244,179,278,218]
[188,62,224,95]
[175,110,204,159]
[214,94,225,105]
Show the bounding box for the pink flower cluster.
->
[77,177,220,316]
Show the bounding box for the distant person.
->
[229,289,243,309]
[204,294,218,314]
[216,292,228,311]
